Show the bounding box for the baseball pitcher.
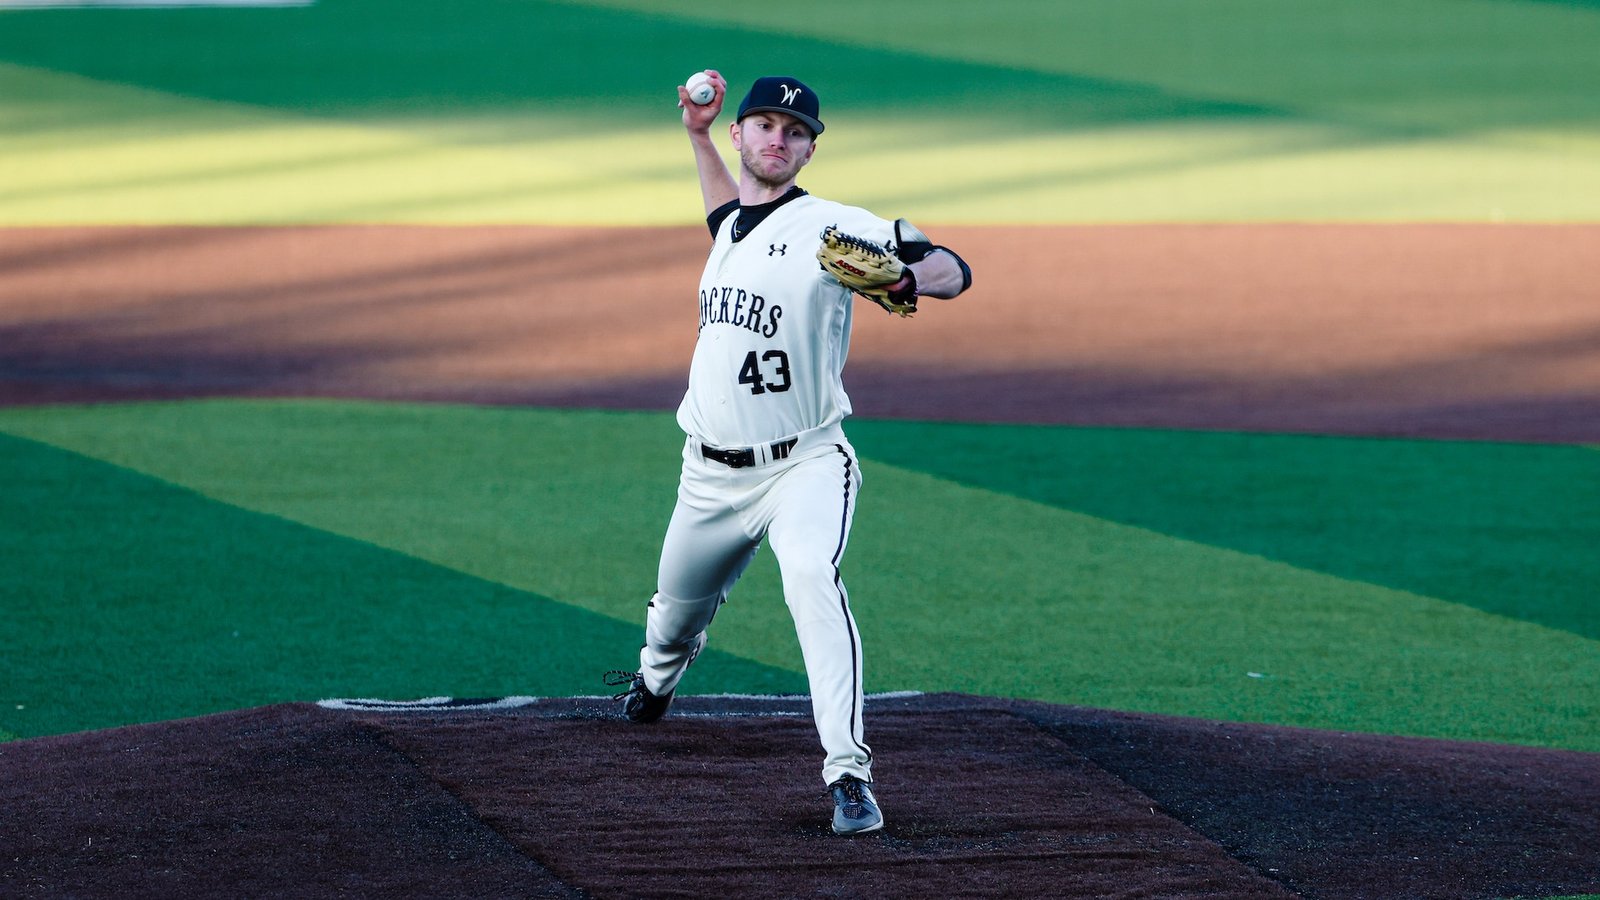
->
[605,72,973,836]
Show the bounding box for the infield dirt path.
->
[4,223,1598,442]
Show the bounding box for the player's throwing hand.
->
[679,69,727,132]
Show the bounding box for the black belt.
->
[701,438,799,469]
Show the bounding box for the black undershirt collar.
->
[707,186,808,242]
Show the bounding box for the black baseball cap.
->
[736,76,824,136]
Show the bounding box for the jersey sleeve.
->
[824,205,895,248]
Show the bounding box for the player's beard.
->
[739,142,804,191]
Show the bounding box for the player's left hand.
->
[816,225,918,317]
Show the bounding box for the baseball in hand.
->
[686,72,715,105]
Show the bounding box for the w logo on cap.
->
[738,76,824,135]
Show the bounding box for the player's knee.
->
[653,588,717,609]
[650,589,723,634]
[780,565,850,619]
[780,557,839,592]
[659,628,707,651]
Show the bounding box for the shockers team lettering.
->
[698,285,782,336]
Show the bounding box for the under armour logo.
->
[781,84,802,105]
[769,243,787,256]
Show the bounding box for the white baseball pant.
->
[639,423,872,785]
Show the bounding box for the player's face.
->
[733,112,816,188]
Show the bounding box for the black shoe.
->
[603,670,674,723]
[828,774,884,835]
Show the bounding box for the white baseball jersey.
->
[677,191,894,448]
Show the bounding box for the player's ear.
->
[729,120,742,149]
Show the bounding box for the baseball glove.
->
[817,225,918,317]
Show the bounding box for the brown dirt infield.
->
[3,224,1598,441]
[4,223,1599,897]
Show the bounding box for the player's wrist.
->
[887,267,918,302]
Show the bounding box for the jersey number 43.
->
[738,349,791,394]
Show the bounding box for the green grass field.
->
[3,400,1596,751]
[2,0,1597,774]
[2,0,1599,223]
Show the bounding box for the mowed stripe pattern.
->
[3,400,1597,753]
[1,0,1598,224]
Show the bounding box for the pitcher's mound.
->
[2,693,1597,899]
